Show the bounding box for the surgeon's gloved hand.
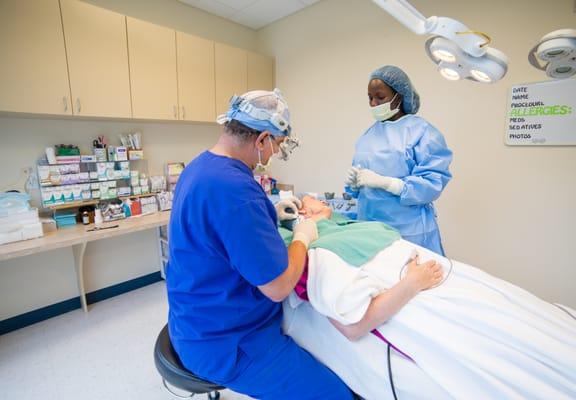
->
[345,166,360,190]
[291,219,318,248]
[275,196,303,222]
[356,168,405,196]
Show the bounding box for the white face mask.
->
[254,137,275,173]
[370,93,400,122]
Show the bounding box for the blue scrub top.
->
[167,151,288,383]
[350,115,452,239]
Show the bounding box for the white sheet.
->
[300,239,576,399]
[283,299,452,399]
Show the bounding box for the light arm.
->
[371,0,429,35]
[372,0,487,57]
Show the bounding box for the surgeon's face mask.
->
[254,136,275,173]
[370,93,400,122]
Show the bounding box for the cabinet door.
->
[176,32,215,122]
[215,43,247,117]
[248,52,275,92]
[60,0,131,118]
[127,17,178,120]
[0,0,71,115]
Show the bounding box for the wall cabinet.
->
[60,0,131,118]
[215,43,248,117]
[0,0,71,115]
[127,17,178,120]
[248,52,275,92]
[176,32,215,122]
[0,0,274,122]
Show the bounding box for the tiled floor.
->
[0,282,252,400]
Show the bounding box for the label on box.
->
[81,155,96,163]
[128,150,144,160]
[116,147,128,161]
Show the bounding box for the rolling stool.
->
[154,324,224,399]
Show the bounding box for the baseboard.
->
[0,271,163,335]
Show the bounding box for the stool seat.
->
[154,324,225,396]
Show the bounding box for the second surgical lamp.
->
[372,0,509,83]
[528,29,576,79]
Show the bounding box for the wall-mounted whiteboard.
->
[506,79,576,146]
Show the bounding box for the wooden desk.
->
[0,211,170,312]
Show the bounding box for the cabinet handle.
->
[173,105,178,119]
[63,96,68,112]
[76,98,82,113]
[181,106,186,120]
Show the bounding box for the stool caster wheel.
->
[208,391,220,400]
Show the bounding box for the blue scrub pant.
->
[222,335,354,400]
[403,228,445,256]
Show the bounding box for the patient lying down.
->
[279,196,576,400]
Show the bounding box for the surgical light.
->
[440,67,460,81]
[529,29,576,79]
[432,49,456,63]
[470,69,491,83]
[372,0,509,83]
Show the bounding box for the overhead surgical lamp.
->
[528,29,576,79]
[372,0,509,83]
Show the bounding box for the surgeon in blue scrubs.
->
[167,89,355,399]
[346,66,453,255]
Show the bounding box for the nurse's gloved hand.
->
[292,219,318,248]
[275,196,303,222]
[356,168,405,196]
[345,167,360,189]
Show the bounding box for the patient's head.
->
[300,195,332,221]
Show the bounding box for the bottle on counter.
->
[94,209,103,226]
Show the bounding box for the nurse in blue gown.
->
[346,65,453,255]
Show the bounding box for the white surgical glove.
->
[345,166,360,189]
[275,196,303,222]
[356,168,405,196]
[292,219,318,248]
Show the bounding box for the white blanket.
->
[306,239,576,399]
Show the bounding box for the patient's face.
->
[300,195,332,221]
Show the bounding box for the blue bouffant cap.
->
[369,65,420,114]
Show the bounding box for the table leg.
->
[72,242,88,312]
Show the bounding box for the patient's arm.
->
[330,255,443,341]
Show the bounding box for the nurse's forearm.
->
[257,242,307,302]
[330,279,419,341]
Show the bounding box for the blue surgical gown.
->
[349,115,452,255]
[167,151,352,399]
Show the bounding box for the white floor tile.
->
[0,282,252,400]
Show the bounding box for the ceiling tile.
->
[216,0,260,11]
[178,0,317,29]
[178,0,237,18]
[231,0,304,29]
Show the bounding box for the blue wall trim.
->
[0,272,162,335]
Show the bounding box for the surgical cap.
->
[369,66,420,114]
[217,88,292,137]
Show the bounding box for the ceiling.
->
[178,0,320,30]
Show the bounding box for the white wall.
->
[1,0,575,320]
[258,0,576,306]
[0,0,256,320]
